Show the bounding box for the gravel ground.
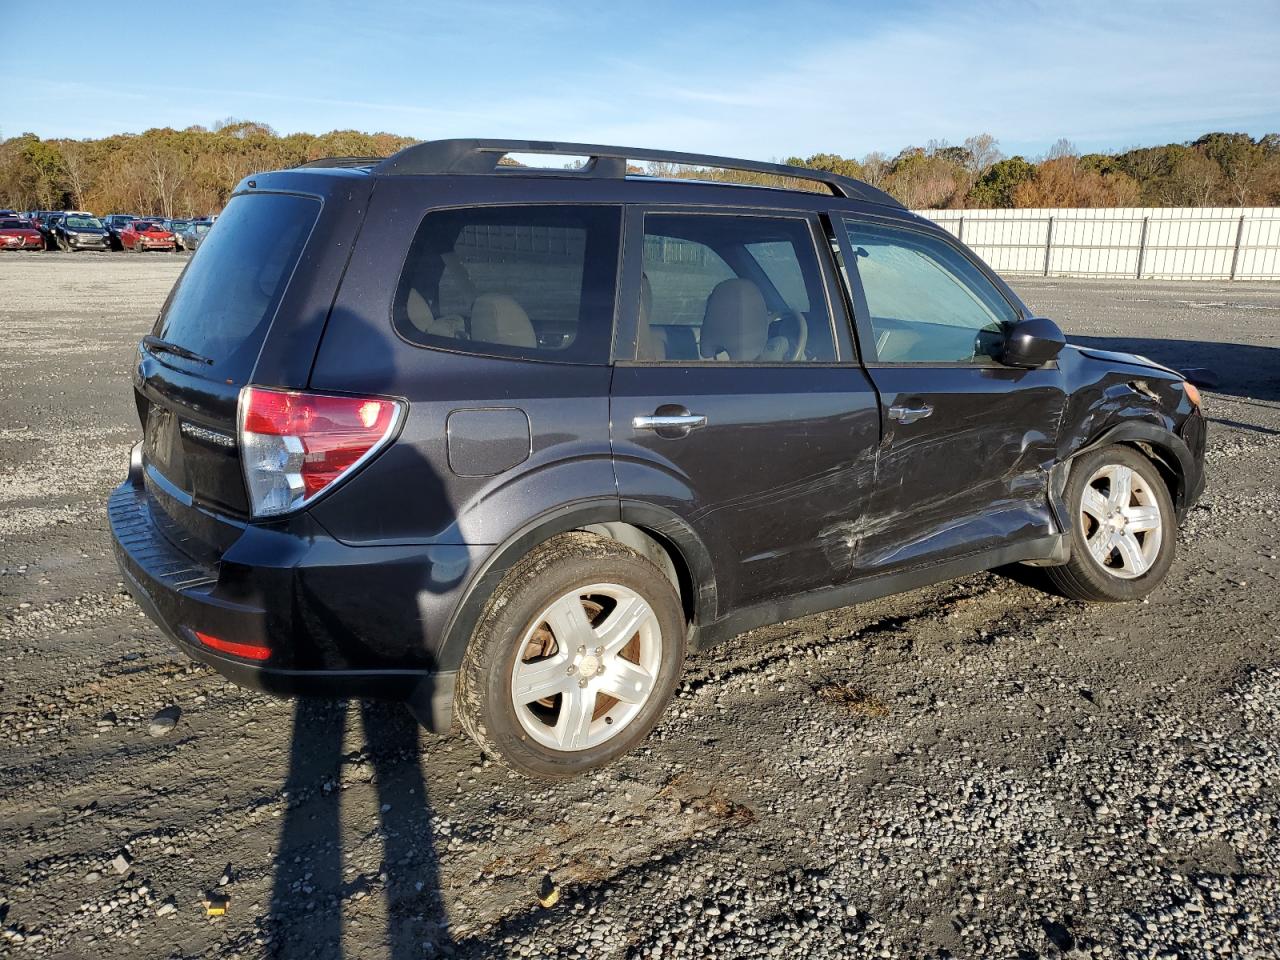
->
[1,254,1279,959]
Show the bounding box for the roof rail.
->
[295,156,383,169]
[373,139,902,207]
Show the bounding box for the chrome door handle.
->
[888,403,933,424]
[632,414,708,432]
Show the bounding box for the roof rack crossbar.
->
[296,156,384,169]
[373,139,901,207]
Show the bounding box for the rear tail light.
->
[237,386,404,518]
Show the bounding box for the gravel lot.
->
[1,254,1279,959]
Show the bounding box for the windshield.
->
[66,217,102,229]
[193,224,211,235]
[137,222,162,232]
[0,219,26,229]
[154,193,320,380]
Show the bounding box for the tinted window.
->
[0,219,24,228]
[843,219,1018,363]
[395,205,621,364]
[639,214,835,363]
[155,192,319,381]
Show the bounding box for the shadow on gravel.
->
[1070,335,1280,402]
[266,697,460,959]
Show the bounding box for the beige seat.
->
[470,293,537,348]
[637,274,667,360]
[699,278,772,361]
[406,287,466,339]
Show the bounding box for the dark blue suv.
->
[109,140,1206,778]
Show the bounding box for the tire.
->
[1047,444,1176,602]
[455,531,686,779]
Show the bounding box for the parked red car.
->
[120,220,177,252]
[0,217,45,250]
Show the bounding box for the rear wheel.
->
[455,532,685,779]
[1047,445,1176,602]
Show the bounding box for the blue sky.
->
[3,0,1278,160]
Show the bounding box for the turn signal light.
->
[1181,381,1202,408]
[193,630,272,661]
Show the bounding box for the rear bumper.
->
[108,476,464,731]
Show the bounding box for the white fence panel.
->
[913,207,1280,281]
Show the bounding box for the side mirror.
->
[1003,316,1065,368]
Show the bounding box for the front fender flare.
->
[1051,421,1200,530]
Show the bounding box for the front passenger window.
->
[843,220,1019,363]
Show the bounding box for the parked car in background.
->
[51,213,111,251]
[0,217,45,250]
[102,214,138,250]
[107,139,1208,779]
[120,219,177,252]
[34,213,63,248]
[166,219,193,249]
[176,220,212,251]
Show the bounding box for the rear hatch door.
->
[133,174,372,549]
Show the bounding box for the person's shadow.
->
[256,308,501,959]
[266,696,454,959]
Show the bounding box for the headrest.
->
[699,278,769,360]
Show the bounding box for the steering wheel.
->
[769,309,809,361]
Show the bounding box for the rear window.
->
[394,204,621,364]
[154,192,319,380]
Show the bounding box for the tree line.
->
[1,121,1277,215]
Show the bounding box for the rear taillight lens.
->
[237,386,404,518]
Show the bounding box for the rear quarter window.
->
[393,205,621,364]
[154,192,319,381]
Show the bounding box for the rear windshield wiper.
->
[142,334,214,365]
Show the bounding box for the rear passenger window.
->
[395,205,621,363]
[639,214,835,363]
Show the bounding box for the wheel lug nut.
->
[594,646,603,656]
[577,645,586,654]
[578,678,589,688]
[567,664,576,675]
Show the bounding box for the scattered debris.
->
[148,705,181,737]
[110,852,132,875]
[816,683,891,718]
[537,874,560,909]
[202,892,229,917]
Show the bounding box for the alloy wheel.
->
[509,583,662,751]
[1079,463,1164,579]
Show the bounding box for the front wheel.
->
[1047,445,1176,602]
[455,532,685,779]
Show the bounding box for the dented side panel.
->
[610,363,882,613]
[856,363,1067,570]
